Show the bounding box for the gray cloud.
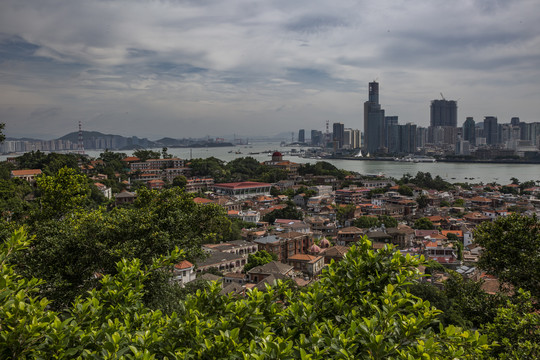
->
[0,0,539,139]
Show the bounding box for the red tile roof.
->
[214,181,272,189]
[174,260,193,270]
[11,169,42,176]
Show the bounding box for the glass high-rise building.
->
[430,99,457,127]
[364,81,385,154]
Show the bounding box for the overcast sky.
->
[1,0,539,140]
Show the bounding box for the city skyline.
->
[1,1,540,140]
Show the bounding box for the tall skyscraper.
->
[430,99,457,127]
[311,130,322,146]
[484,116,498,145]
[298,129,305,143]
[332,122,345,149]
[463,117,476,145]
[364,81,385,154]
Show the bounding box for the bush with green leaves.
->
[1,230,493,359]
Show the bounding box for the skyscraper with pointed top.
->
[364,81,385,154]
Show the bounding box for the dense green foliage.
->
[133,149,161,161]
[298,161,349,179]
[243,250,278,273]
[480,290,540,359]
[414,217,434,230]
[401,172,452,191]
[15,151,81,175]
[1,231,494,359]
[0,176,35,222]
[35,166,94,219]
[397,185,413,196]
[188,156,288,183]
[10,187,234,310]
[262,202,304,223]
[474,213,540,299]
[353,215,398,229]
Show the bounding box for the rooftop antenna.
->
[440,92,446,100]
[77,121,85,155]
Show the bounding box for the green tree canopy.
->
[1,230,493,359]
[414,217,434,230]
[397,185,413,196]
[35,166,93,219]
[298,161,349,179]
[474,213,540,299]
[189,157,229,182]
[262,202,303,223]
[416,194,430,209]
[132,149,161,161]
[243,250,278,273]
[16,187,234,309]
[15,151,80,175]
[353,215,398,229]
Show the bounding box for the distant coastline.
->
[331,156,540,165]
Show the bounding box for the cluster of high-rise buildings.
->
[297,81,540,158]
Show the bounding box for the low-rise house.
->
[286,254,324,278]
[386,224,415,248]
[310,185,333,196]
[247,261,294,283]
[441,230,463,242]
[335,188,369,205]
[185,177,214,193]
[164,167,191,183]
[463,212,491,225]
[10,169,42,183]
[424,241,457,264]
[320,245,349,264]
[147,179,165,190]
[114,190,137,206]
[365,230,392,245]
[336,227,364,246]
[213,181,272,199]
[223,272,247,285]
[173,260,196,287]
[254,232,312,261]
[414,229,440,243]
[196,251,246,274]
[274,219,311,234]
[482,209,509,220]
[306,216,337,236]
[94,182,112,199]
[362,179,395,189]
[228,209,260,223]
[203,240,258,258]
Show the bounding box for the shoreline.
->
[329,156,540,165]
